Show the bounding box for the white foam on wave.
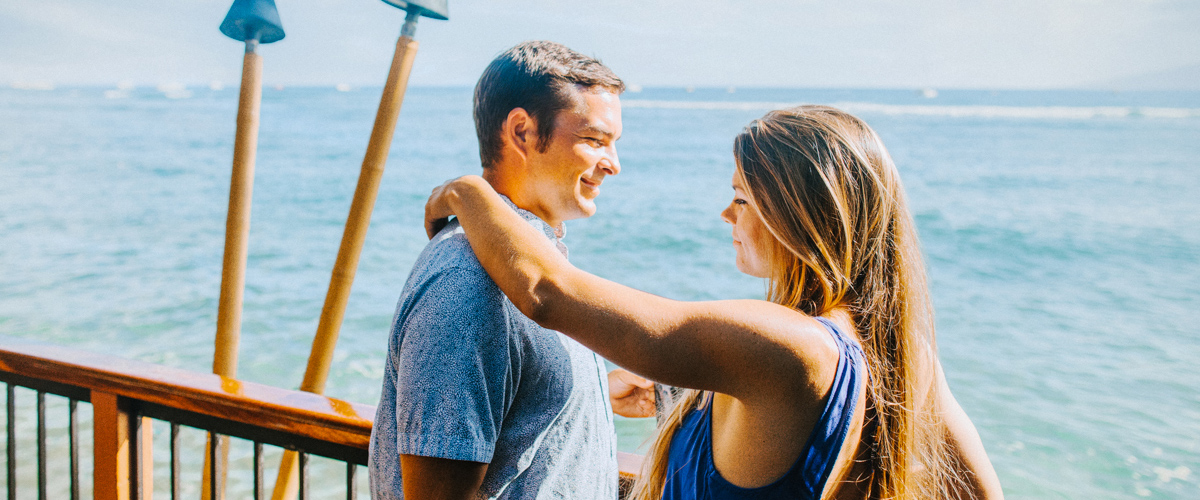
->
[832,102,1200,120]
[156,82,192,99]
[623,100,790,111]
[1153,465,1191,483]
[621,99,1200,120]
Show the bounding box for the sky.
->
[1,0,1198,90]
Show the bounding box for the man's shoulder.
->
[392,221,509,333]
[406,221,491,288]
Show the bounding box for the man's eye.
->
[584,137,604,147]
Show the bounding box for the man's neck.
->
[481,167,562,229]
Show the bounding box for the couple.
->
[369,41,1003,500]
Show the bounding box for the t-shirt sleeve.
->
[389,266,514,463]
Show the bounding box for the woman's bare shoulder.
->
[685,299,843,400]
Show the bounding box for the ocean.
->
[1,85,1198,498]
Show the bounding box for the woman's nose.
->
[720,204,735,224]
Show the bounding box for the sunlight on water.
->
[1,87,1198,498]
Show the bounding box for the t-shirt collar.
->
[497,194,566,242]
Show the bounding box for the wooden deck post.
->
[93,391,151,500]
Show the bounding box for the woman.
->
[424,106,1002,499]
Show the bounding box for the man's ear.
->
[501,108,537,163]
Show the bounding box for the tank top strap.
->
[798,316,867,496]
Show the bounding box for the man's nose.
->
[600,147,620,176]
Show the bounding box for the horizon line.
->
[6,82,1200,93]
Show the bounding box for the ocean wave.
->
[622,99,792,111]
[621,99,1200,120]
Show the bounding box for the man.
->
[369,41,651,500]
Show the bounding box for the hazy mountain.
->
[1097,63,1200,91]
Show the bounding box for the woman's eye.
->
[733,198,748,206]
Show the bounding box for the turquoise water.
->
[2,86,1199,498]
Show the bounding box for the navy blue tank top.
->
[661,317,866,499]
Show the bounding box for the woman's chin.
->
[734,259,769,279]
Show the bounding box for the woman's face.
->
[721,170,772,278]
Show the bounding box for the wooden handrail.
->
[0,336,644,497]
[0,337,373,450]
[619,452,643,483]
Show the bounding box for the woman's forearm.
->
[443,178,658,353]
[443,176,571,320]
[439,177,705,385]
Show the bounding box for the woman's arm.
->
[426,176,837,401]
[937,363,1004,499]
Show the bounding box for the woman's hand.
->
[609,369,656,418]
[425,175,487,239]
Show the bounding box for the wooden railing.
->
[0,337,642,499]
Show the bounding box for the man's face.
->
[523,85,622,227]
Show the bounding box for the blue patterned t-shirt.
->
[368,198,617,499]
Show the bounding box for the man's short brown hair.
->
[474,41,624,169]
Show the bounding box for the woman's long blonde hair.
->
[632,106,960,499]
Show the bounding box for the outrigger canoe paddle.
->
[208,1,284,499]
[213,0,284,385]
[271,2,447,499]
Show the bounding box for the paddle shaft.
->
[271,34,420,500]
[305,34,418,394]
[206,40,263,500]
[214,41,262,378]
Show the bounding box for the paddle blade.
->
[380,0,449,20]
[220,0,286,44]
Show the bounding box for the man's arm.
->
[400,455,487,500]
[387,265,514,499]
